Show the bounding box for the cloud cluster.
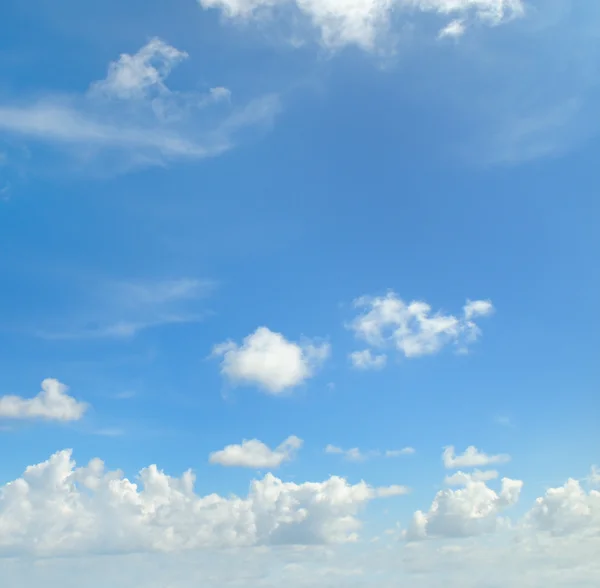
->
[0,449,405,556]
[210,436,303,468]
[406,476,523,540]
[349,293,493,361]
[213,327,330,394]
[0,379,87,422]
[0,39,279,172]
[199,0,525,50]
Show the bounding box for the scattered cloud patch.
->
[349,292,494,361]
[0,39,280,173]
[213,327,330,394]
[386,447,416,457]
[199,0,524,50]
[349,349,387,370]
[443,446,511,469]
[209,436,303,469]
[0,379,87,422]
[438,18,466,39]
[0,449,403,556]
[36,277,214,340]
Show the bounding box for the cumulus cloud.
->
[443,446,511,469]
[0,379,87,421]
[349,292,494,361]
[526,478,600,537]
[444,470,499,486]
[213,327,330,394]
[0,39,280,172]
[0,449,404,556]
[209,436,303,468]
[406,476,523,540]
[199,0,524,50]
[349,349,387,370]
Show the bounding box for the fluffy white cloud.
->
[199,0,524,50]
[0,379,87,421]
[349,349,387,370]
[406,476,522,540]
[209,436,303,468]
[349,292,494,360]
[443,446,510,469]
[213,327,330,394]
[0,40,280,172]
[0,450,405,556]
[526,478,600,536]
[444,469,499,486]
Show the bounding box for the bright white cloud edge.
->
[0,379,87,421]
[213,327,330,394]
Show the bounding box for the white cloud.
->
[386,447,416,457]
[213,327,330,394]
[199,0,524,50]
[349,292,494,360]
[325,445,378,462]
[0,379,87,422]
[444,470,499,486]
[210,436,303,468]
[0,449,404,556]
[438,18,466,38]
[349,349,387,370]
[443,446,511,469]
[0,39,280,172]
[526,478,600,536]
[89,38,189,100]
[406,476,522,540]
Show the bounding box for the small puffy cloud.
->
[463,299,494,321]
[0,379,87,422]
[209,436,303,469]
[443,446,511,469]
[444,470,499,486]
[526,479,600,536]
[0,450,403,556]
[213,327,330,394]
[349,349,387,370]
[89,38,188,100]
[349,292,494,360]
[406,477,522,540]
[438,19,466,39]
[199,0,524,51]
[386,447,416,457]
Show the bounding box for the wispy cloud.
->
[0,39,280,173]
[35,277,215,340]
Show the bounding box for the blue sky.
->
[0,0,599,586]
